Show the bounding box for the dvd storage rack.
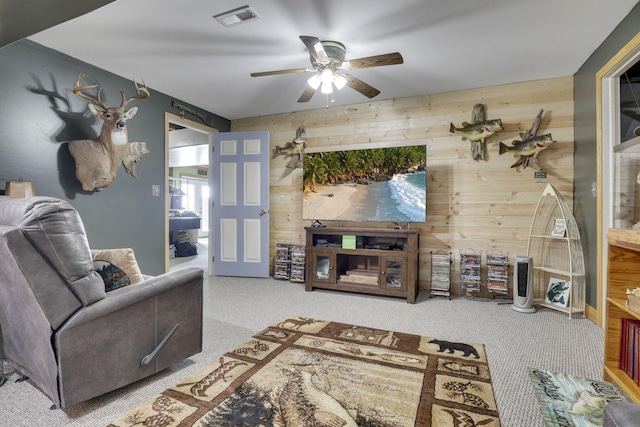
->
[486,250,509,297]
[289,244,306,283]
[430,251,452,299]
[459,249,482,297]
[274,243,291,280]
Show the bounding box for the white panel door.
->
[213,131,269,277]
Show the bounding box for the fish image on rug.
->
[443,361,480,375]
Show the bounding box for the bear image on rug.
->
[428,339,481,359]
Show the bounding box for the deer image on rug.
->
[68,74,150,192]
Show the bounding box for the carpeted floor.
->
[0,268,604,427]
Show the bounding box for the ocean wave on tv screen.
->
[388,172,426,222]
[368,172,426,222]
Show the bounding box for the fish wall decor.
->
[449,104,503,161]
[499,109,555,170]
[272,126,307,169]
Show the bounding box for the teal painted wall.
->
[0,40,230,275]
[573,3,640,308]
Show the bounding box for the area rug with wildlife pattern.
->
[109,316,500,427]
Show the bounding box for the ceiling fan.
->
[251,35,403,103]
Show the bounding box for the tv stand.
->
[304,227,419,303]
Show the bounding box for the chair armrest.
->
[603,401,640,427]
[58,267,203,332]
[53,266,203,407]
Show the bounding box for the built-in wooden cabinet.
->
[305,227,419,303]
[604,228,640,403]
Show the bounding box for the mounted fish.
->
[449,119,503,144]
[272,126,307,168]
[499,134,556,168]
[450,104,503,161]
[499,109,555,170]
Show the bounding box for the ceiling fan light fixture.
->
[307,73,322,90]
[320,69,334,84]
[321,79,333,94]
[333,74,347,90]
[252,35,400,102]
[320,69,335,94]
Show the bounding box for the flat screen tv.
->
[303,145,426,222]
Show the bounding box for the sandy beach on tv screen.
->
[303,183,369,221]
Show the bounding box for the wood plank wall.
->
[231,76,574,293]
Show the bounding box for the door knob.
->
[260,209,268,216]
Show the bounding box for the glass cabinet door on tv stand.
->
[381,257,406,291]
[311,251,336,283]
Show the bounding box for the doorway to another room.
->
[165,113,217,274]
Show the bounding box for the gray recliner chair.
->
[0,196,204,408]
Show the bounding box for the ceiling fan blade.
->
[343,74,380,98]
[251,68,310,77]
[344,52,403,70]
[300,35,328,63]
[297,85,316,103]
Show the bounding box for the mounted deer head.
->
[68,74,150,191]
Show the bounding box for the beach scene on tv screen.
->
[303,145,426,222]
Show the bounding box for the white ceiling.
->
[28,0,639,121]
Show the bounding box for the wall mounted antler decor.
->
[68,74,150,192]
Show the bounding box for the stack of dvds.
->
[274,243,291,280]
[460,251,482,295]
[430,252,451,298]
[289,245,306,283]
[487,253,509,296]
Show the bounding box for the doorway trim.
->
[164,112,218,273]
[596,32,640,326]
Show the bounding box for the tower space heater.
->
[511,255,535,313]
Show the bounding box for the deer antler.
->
[73,73,108,110]
[120,79,150,108]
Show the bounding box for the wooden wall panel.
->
[232,76,574,293]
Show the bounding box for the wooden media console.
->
[305,227,419,303]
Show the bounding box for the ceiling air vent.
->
[214,5,261,28]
